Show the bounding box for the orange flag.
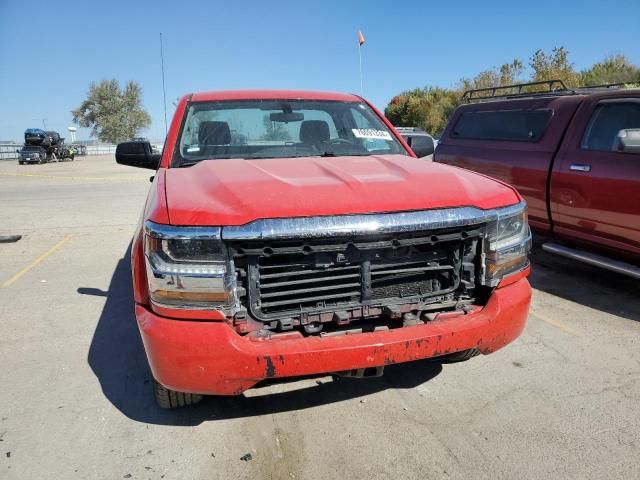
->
[358,31,365,46]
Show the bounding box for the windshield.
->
[174,99,407,166]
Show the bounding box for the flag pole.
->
[357,31,365,96]
[358,43,363,96]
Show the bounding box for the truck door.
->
[550,97,640,256]
[435,97,582,233]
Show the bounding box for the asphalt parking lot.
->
[0,155,639,480]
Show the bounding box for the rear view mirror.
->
[270,112,304,123]
[614,129,640,154]
[116,141,161,169]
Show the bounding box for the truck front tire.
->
[154,380,203,409]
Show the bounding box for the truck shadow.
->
[85,247,443,426]
[528,247,640,322]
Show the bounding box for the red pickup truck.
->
[435,81,640,278]
[116,90,531,408]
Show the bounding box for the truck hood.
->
[164,154,519,226]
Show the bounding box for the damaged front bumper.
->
[136,277,531,396]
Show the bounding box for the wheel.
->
[154,380,203,409]
[18,161,24,165]
[433,348,480,363]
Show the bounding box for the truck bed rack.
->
[462,80,575,103]
[462,80,635,103]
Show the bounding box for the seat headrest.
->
[199,121,231,145]
[300,120,330,143]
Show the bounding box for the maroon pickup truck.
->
[435,81,640,278]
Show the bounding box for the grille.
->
[256,261,361,311]
[369,259,454,300]
[231,225,482,326]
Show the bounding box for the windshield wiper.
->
[318,152,371,157]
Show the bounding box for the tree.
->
[385,87,459,136]
[72,79,151,143]
[458,59,524,91]
[385,60,524,136]
[384,47,640,136]
[580,54,640,86]
[529,47,580,87]
[498,60,525,86]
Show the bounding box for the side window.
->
[451,110,552,142]
[581,101,640,152]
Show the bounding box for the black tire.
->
[434,348,480,363]
[154,380,203,409]
[18,161,24,165]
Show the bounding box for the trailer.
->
[18,128,75,164]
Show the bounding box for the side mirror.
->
[115,141,161,169]
[16,149,20,153]
[408,135,435,158]
[614,129,640,154]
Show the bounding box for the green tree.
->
[580,54,640,86]
[458,59,524,91]
[386,60,526,135]
[384,47,640,136]
[72,79,151,143]
[385,87,459,136]
[529,47,580,87]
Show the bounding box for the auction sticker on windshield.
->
[352,129,393,141]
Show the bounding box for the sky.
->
[1,0,639,142]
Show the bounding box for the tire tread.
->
[435,348,480,363]
[154,380,203,409]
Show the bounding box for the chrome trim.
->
[542,242,640,280]
[569,164,592,172]
[221,201,527,241]
[144,220,221,240]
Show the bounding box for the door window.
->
[451,110,552,142]
[581,101,640,152]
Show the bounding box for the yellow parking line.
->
[2,235,73,288]
[0,172,145,182]
[529,309,582,337]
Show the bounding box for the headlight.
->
[144,221,237,310]
[483,202,531,286]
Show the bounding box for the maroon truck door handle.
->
[569,164,592,172]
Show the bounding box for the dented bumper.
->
[136,278,531,396]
